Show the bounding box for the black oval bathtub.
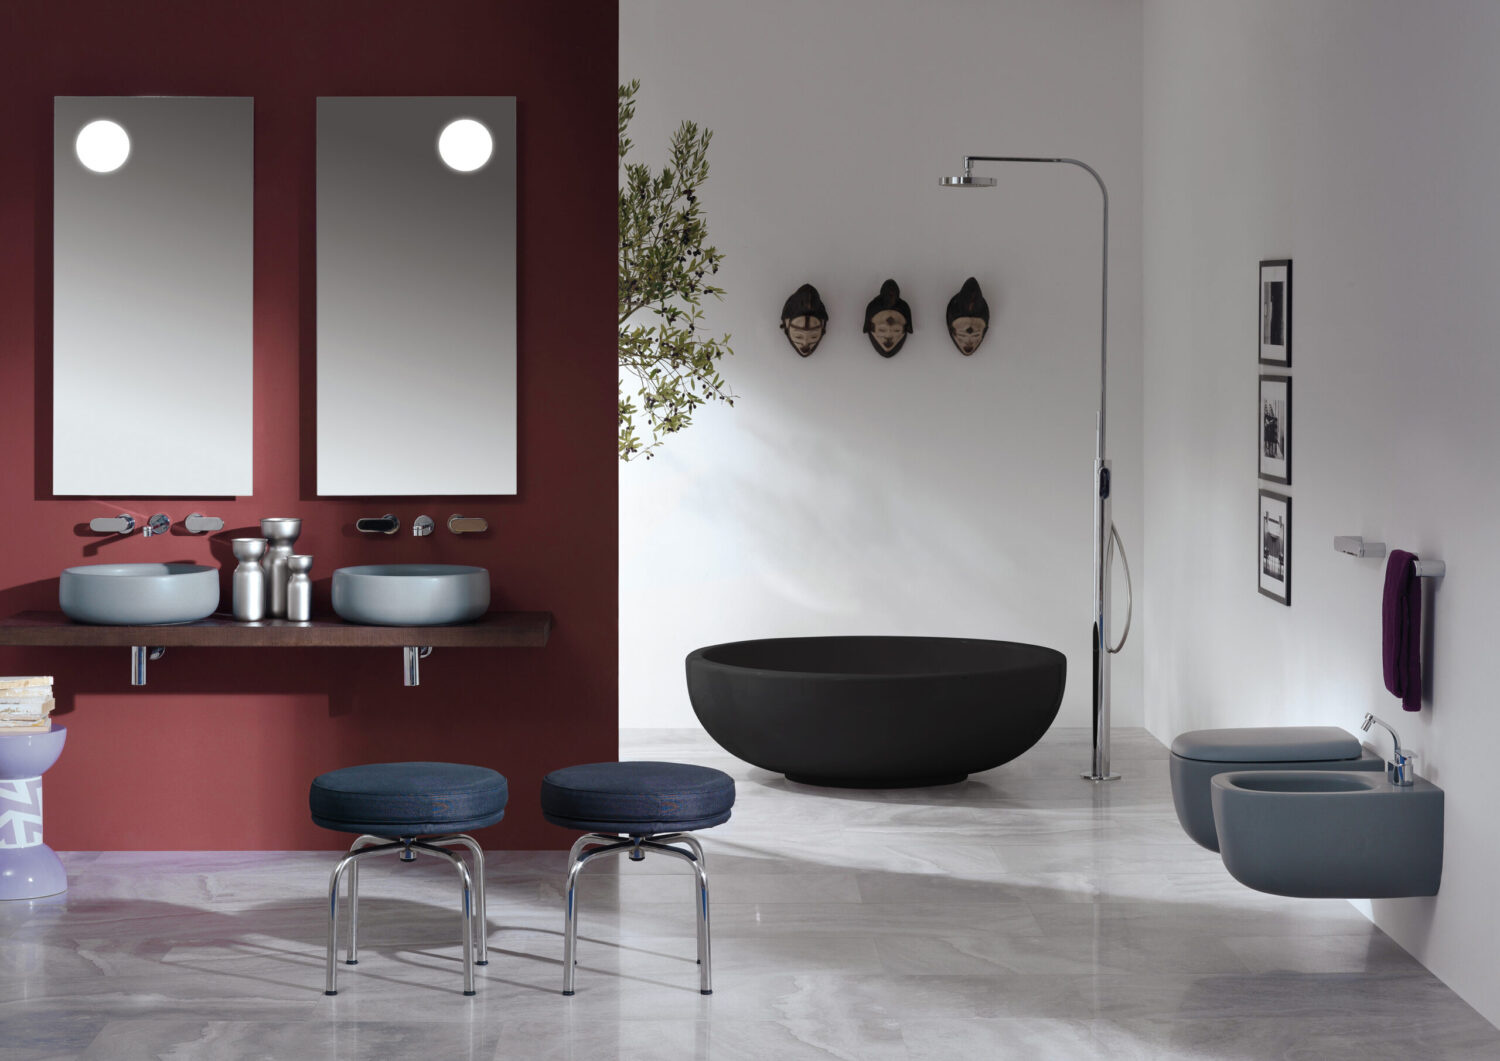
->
[686,636,1067,787]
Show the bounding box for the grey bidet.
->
[1211,770,1443,898]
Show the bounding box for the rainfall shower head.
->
[941,157,995,187]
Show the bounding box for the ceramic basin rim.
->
[1212,770,1384,794]
[334,564,488,579]
[60,562,216,578]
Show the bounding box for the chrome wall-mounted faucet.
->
[89,514,136,536]
[355,514,400,535]
[1362,713,1417,786]
[183,513,224,534]
[142,514,172,538]
[413,515,435,537]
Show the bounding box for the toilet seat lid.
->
[1170,726,1361,763]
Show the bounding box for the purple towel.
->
[1382,550,1422,712]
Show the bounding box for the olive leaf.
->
[619,80,735,461]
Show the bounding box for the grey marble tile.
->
[76,1019,505,1061]
[901,1017,1109,1061]
[0,1008,109,1061]
[1069,971,1486,1022]
[1222,932,1424,975]
[496,932,884,977]
[1110,1013,1500,1060]
[701,901,1043,939]
[484,1017,910,1061]
[875,930,1251,978]
[852,871,1036,905]
[967,1015,1330,1061]
[571,870,863,906]
[1028,897,1375,940]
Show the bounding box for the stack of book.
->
[0,676,55,734]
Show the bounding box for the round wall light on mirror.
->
[437,117,493,172]
[75,119,130,173]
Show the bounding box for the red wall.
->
[0,1,619,849]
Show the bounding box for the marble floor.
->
[2,727,1498,1060]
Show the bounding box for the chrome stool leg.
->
[325,841,402,995]
[428,834,489,965]
[643,836,712,995]
[347,861,357,962]
[560,833,714,996]
[344,834,385,965]
[411,841,478,996]
[562,835,633,996]
[657,833,709,970]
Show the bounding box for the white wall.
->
[1143,0,1500,1026]
[620,0,1145,733]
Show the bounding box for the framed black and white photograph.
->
[1259,259,1292,365]
[1258,489,1291,605]
[1258,374,1291,484]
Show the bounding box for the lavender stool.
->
[0,724,68,900]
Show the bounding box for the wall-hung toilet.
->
[1169,726,1383,851]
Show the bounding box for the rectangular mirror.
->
[53,96,254,497]
[316,97,517,496]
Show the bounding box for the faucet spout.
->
[1362,713,1416,785]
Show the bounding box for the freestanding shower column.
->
[940,155,1127,782]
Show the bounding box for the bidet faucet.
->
[1361,713,1416,786]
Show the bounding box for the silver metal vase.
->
[259,518,302,619]
[285,554,314,622]
[230,537,268,622]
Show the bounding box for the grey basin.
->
[331,564,490,626]
[1212,770,1443,898]
[60,563,220,625]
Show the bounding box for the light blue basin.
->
[331,564,490,626]
[59,563,219,625]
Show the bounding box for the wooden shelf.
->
[0,610,551,649]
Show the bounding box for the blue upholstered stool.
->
[310,761,508,996]
[540,760,735,995]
